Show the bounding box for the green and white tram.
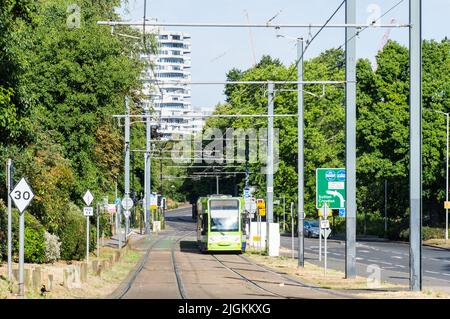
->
[196,195,245,253]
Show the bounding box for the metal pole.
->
[216,175,219,194]
[7,159,12,280]
[319,215,322,262]
[291,202,294,259]
[18,212,24,297]
[145,108,151,234]
[297,38,305,267]
[283,195,286,233]
[124,97,130,238]
[267,81,274,254]
[345,0,357,279]
[118,204,122,248]
[97,203,100,257]
[409,0,422,292]
[446,113,449,241]
[325,217,328,275]
[86,216,90,263]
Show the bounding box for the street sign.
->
[123,210,131,218]
[259,208,266,217]
[445,201,450,209]
[320,219,330,229]
[339,208,346,217]
[83,207,94,216]
[244,197,257,214]
[316,168,346,209]
[243,187,250,199]
[83,190,94,206]
[121,196,134,210]
[318,203,332,218]
[321,228,331,239]
[10,177,34,214]
[114,198,121,205]
[107,204,116,213]
[150,194,157,209]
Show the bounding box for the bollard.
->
[32,267,42,292]
[63,269,71,288]
[47,274,53,291]
[80,263,87,283]
[92,260,98,274]
[24,268,31,290]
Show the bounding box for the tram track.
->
[112,230,190,299]
[171,231,195,299]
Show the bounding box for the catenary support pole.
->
[86,215,90,263]
[446,113,449,241]
[385,179,388,238]
[97,203,100,257]
[145,108,151,234]
[297,38,305,268]
[124,96,130,238]
[266,81,275,255]
[345,0,357,279]
[7,159,12,280]
[409,0,422,292]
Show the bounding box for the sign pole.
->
[291,202,294,259]
[324,203,328,275]
[446,113,449,241]
[19,212,24,298]
[6,159,12,281]
[86,215,90,263]
[97,203,100,257]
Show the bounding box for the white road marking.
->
[379,262,393,265]
[395,265,406,268]
[359,250,371,253]
[425,271,440,275]
[368,259,380,263]
[392,256,403,259]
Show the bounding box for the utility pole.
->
[124,96,131,238]
[132,152,136,228]
[267,81,275,255]
[345,0,357,279]
[409,0,422,292]
[297,37,305,268]
[385,179,388,238]
[145,108,151,234]
[216,175,219,194]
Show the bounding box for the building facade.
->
[139,28,207,140]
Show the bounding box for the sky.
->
[116,0,450,111]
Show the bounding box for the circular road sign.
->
[121,196,134,210]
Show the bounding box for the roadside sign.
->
[114,198,121,205]
[244,197,257,214]
[107,204,116,213]
[150,194,157,209]
[320,219,330,229]
[121,196,134,210]
[123,210,131,218]
[339,208,346,217]
[243,187,250,199]
[83,190,94,206]
[10,177,35,214]
[445,201,450,209]
[321,228,331,239]
[83,207,94,216]
[259,208,266,217]
[316,168,346,209]
[318,203,332,218]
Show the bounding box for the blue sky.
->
[117,0,450,110]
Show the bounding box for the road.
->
[113,206,353,299]
[280,230,450,292]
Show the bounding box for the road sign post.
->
[6,159,12,281]
[83,190,94,263]
[10,177,35,298]
[122,196,134,238]
[291,202,294,259]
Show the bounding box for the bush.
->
[399,226,447,241]
[58,203,96,261]
[44,232,61,263]
[24,227,45,263]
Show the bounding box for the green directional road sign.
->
[316,168,346,209]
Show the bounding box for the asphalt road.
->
[280,230,450,292]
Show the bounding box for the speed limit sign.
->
[10,177,35,214]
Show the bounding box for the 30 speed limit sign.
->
[10,177,35,214]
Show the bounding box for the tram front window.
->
[209,200,239,232]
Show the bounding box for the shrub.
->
[24,227,45,263]
[58,203,96,260]
[44,232,61,263]
[399,226,446,241]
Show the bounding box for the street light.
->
[425,108,449,241]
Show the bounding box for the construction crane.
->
[244,10,257,67]
[373,18,396,70]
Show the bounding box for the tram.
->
[196,195,245,253]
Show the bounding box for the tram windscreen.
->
[209,199,239,232]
